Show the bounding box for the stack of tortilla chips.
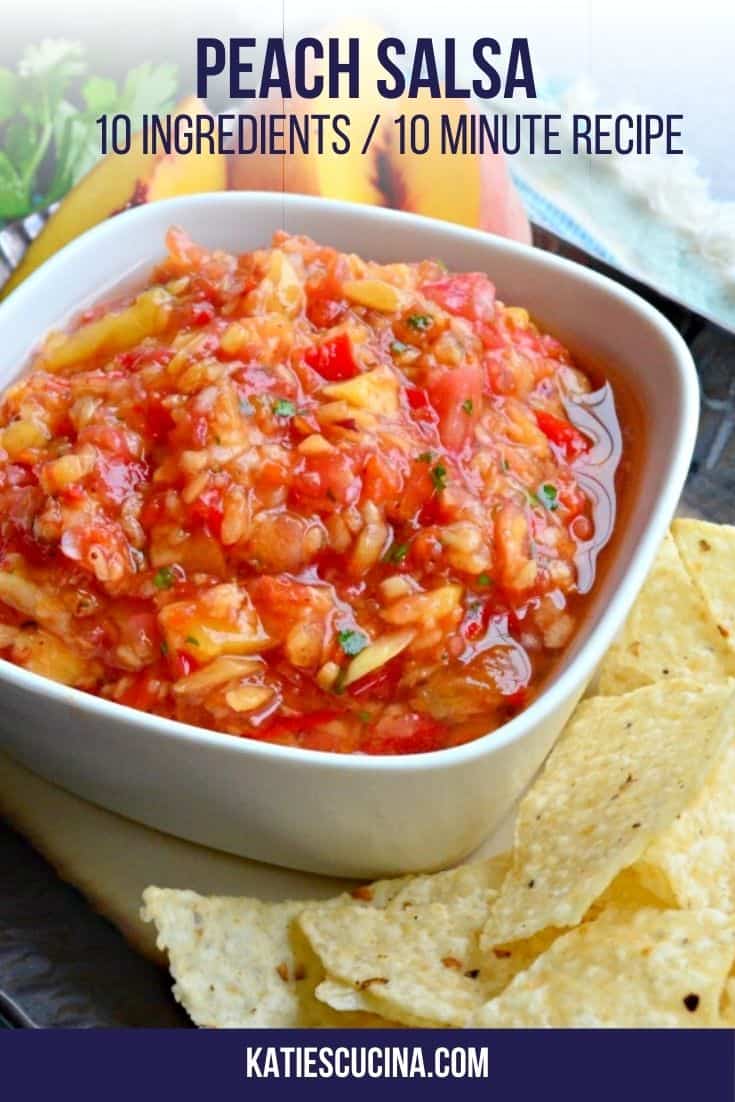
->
[142,519,735,1028]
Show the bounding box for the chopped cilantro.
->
[417,451,434,463]
[272,398,296,418]
[476,573,493,587]
[153,566,175,590]
[357,710,372,724]
[185,635,200,647]
[338,629,368,656]
[537,483,559,511]
[407,313,433,331]
[462,398,474,414]
[384,541,409,564]
[431,464,448,492]
[160,640,169,656]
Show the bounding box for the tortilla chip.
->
[301,892,560,1028]
[350,853,511,910]
[480,680,735,949]
[310,867,662,1025]
[142,889,312,1027]
[472,907,735,1028]
[597,533,735,695]
[586,867,667,918]
[673,518,735,651]
[721,977,735,1026]
[635,742,735,911]
[141,857,511,1027]
[141,888,391,1027]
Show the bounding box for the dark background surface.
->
[0,226,733,1028]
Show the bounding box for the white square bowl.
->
[0,193,699,877]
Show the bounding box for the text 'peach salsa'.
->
[0,231,622,754]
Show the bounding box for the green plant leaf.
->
[117,62,178,123]
[82,76,118,113]
[0,153,30,219]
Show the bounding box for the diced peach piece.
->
[39,447,96,493]
[158,583,270,661]
[11,626,99,687]
[263,250,305,317]
[322,365,399,416]
[1,420,49,457]
[342,279,406,313]
[0,560,71,635]
[42,288,172,372]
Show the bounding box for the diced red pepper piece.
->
[406,386,430,411]
[304,333,359,381]
[535,409,590,462]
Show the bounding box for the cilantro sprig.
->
[407,313,433,332]
[272,397,296,418]
[338,629,368,657]
[431,464,448,492]
[384,541,409,564]
[153,566,175,590]
[536,483,559,511]
[0,42,177,226]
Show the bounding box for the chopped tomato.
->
[362,452,404,506]
[248,576,333,643]
[304,333,359,381]
[92,456,148,506]
[292,450,361,509]
[425,362,484,451]
[117,666,166,711]
[423,273,496,323]
[394,459,435,522]
[142,399,175,442]
[362,712,447,755]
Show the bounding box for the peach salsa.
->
[0,231,622,754]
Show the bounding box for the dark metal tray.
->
[0,227,733,1027]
